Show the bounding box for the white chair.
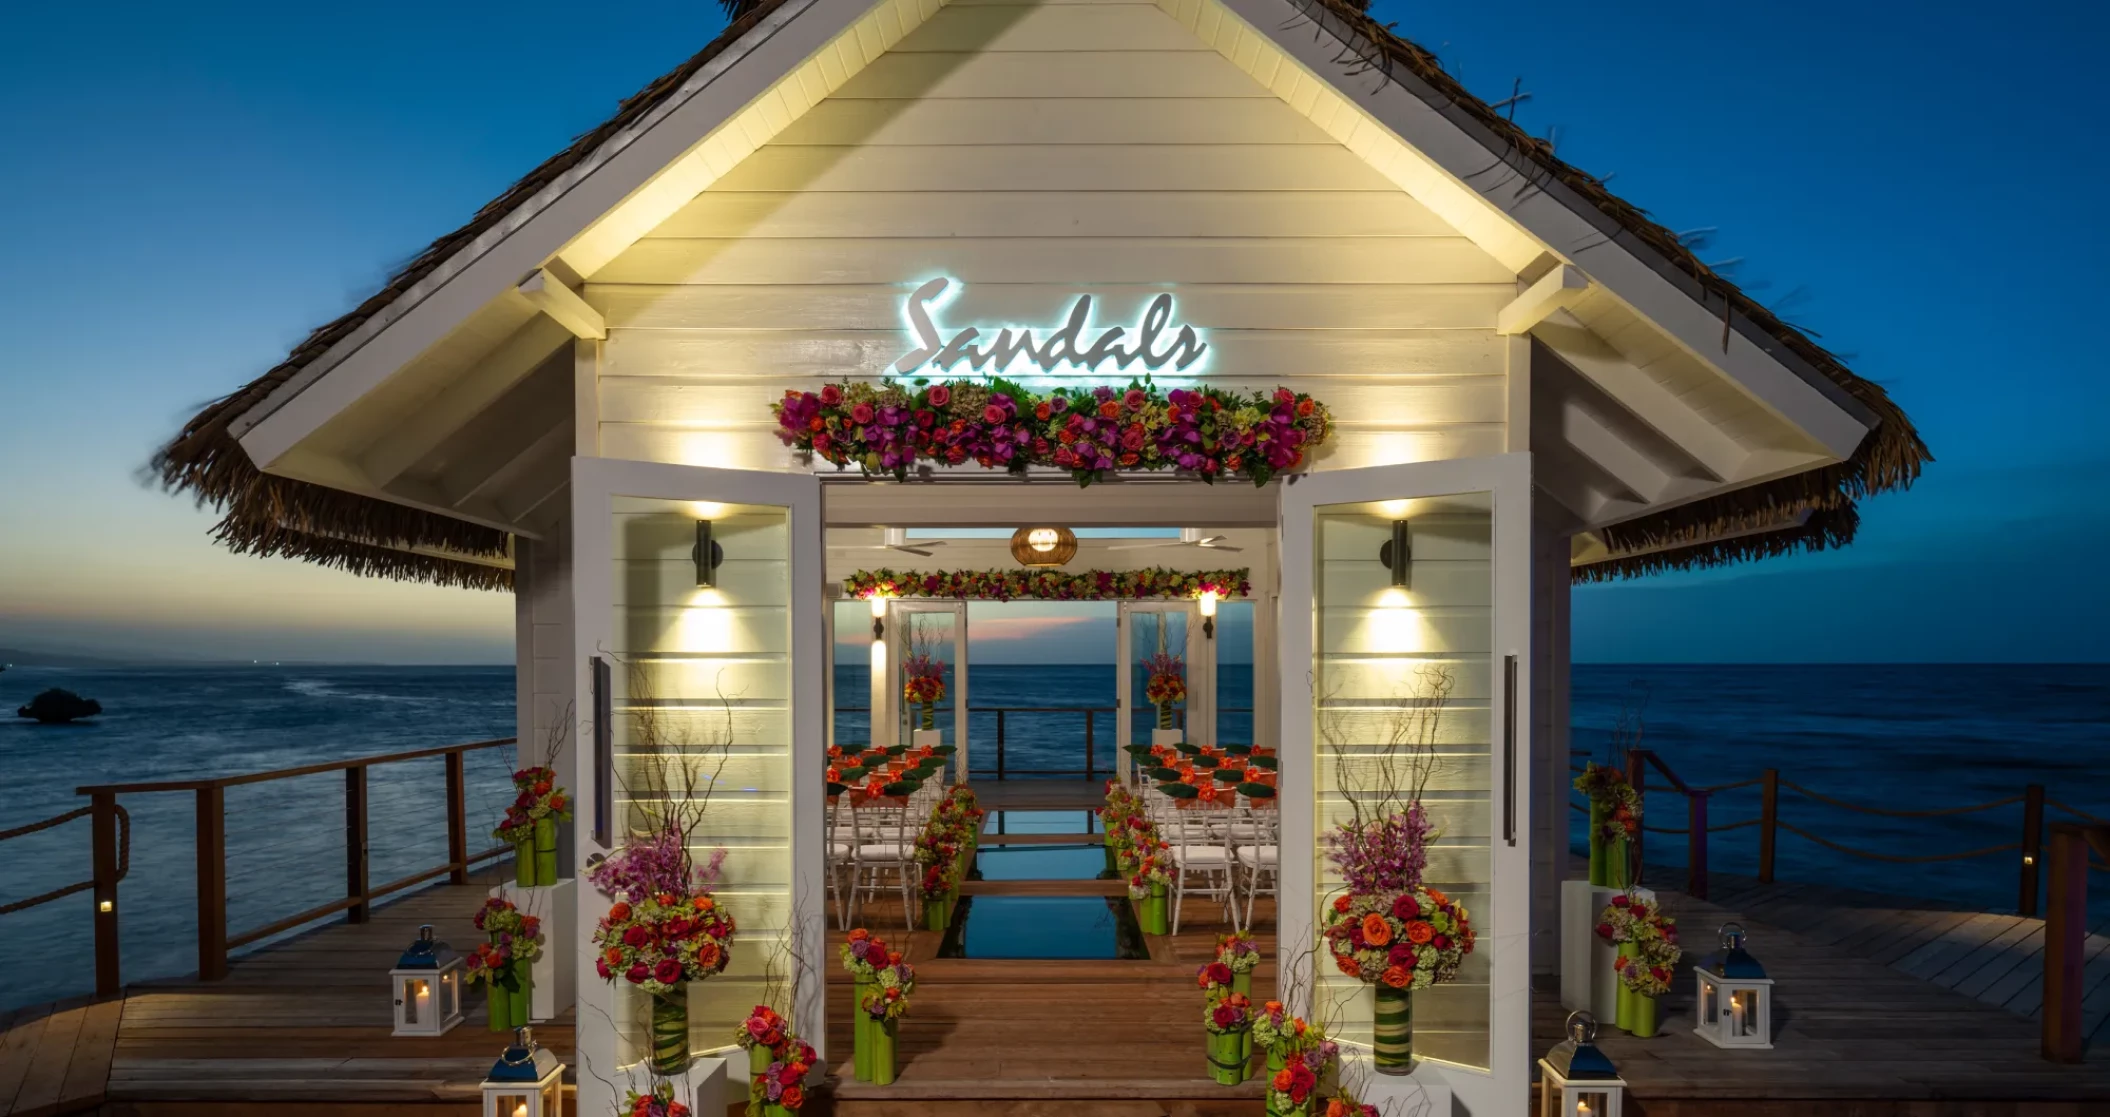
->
[1168,803,1237,934]
[851,803,917,931]
[825,799,855,930]
[1234,804,1280,930]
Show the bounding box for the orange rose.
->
[1272,1069,1294,1091]
[1264,1000,1284,1015]
[1360,913,1393,946]
[697,942,722,968]
[782,1085,805,1109]
[1381,965,1411,988]
[1327,1100,1354,1117]
[850,928,869,942]
[1406,920,1435,945]
[1334,954,1361,977]
[1426,887,1449,905]
[693,896,714,912]
[1333,895,1353,914]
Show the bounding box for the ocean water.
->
[2,662,2103,1011]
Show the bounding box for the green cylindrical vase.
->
[513,840,538,887]
[853,977,874,1081]
[1631,992,1659,1038]
[1587,800,1608,886]
[1233,971,1253,1059]
[1206,1031,1247,1085]
[749,1042,772,1077]
[508,965,531,1027]
[485,982,511,1032]
[1146,882,1169,935]
[532,817,558,884]
[1372,985,1414,1074]
[871,1018,898,1086]
[1614,943,1635,1032]
[924,895,950,931]
[1263,1049,1287,1116]
[650,985,689,1076]
[1607,837,1632,889]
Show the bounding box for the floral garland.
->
[846,567,1248,603]
[1597,892,1682,996]
[774,379,1333,486]
[493,766,570,843]
[464,897,543,987]
[1322,886,1474,990]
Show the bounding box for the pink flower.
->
[1123,388,1147,412]
[851,402,875,425]
[982,403,1006,424]
[819,384,842,406]
[927,385,951,407]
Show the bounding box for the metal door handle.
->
[591,655,612,848]
[1502,654,1517,847]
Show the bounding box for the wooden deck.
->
[9,812,2110,1115]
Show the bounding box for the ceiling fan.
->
[838,527,947,558]
[1107,527,1242,554]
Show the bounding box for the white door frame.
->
[1276,452,1533,1117]
[886,598,971,776]
[570,456,826,1114]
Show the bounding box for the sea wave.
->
[282,678,441,704]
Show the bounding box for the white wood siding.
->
[585,0,1517,472]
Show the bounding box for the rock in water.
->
[16,688,102,724]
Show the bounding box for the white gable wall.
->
[583,0,1521,474]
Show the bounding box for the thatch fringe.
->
[154,0,1926,590]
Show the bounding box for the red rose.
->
[623,925,651,948]
[1333,895,1352,914]
[1392,893,1420,920]
[777,1063,802,1086]
[819,384,843,406]
[625,963,649,984]
[1034,401,1052,420]
[1595,922,1614,940]
[926,385,951,407]
[851,402,875,425]
[1123,388,1147,412]
[654,958,685,984]
[1611,895,1630,908]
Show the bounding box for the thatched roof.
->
[153,0,1926,590]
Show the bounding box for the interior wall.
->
[1529,488,1573,976]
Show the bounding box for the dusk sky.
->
[1,0,2103,664]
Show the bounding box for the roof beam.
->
[1497,264,1590,336]
[1535,323,1744,483]
[1559,401,1665,502]
[515,269,605,340]
[358,317,571,487]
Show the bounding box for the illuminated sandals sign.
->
[893,277,1208,377]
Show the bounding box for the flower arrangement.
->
[1598,893,1681,996]
[591,891,735,993]
[1574,762,1642,887]
[1215,931,1261,974]
[1124,836,1172,900]
[623,1082,691,1117]
[901,653,946,730]
[588,830,727,902]
[735,1005,788,1056]
[748,1033,817,1114]
[1321,1091,1381,1117]
[774,379,1333,486]
[861,957,916,1023]
[1203,991,1252,1034]
[465,897,544,981]
[1326,802,1433,896]
[1195,960,1235,996]
[493,766,570,843]
[1251,1000,1319,1057]
[1322,886,1475,989]
[839,927,899,982]
[846,567,1248,603]
[914,787,983,904]
[1142,652,1186,730]
[1265,1029,1340,1115]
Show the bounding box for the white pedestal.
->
[912,728,941,749]
[489,877,577,1022]
[1151,728,1183,747]
[618,1053,731,1115]
[1347,1052,1453,1116]
[1560,880,1654,1022]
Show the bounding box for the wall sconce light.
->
[1198,589,1218,639]
[692,521,724,587]
[1378,519,1412,588]
[868,594,888,639]
[1010,525,1078,567]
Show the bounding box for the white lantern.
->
[390,923,463,1036]
[1692,922,1773,1049]
[1539,1012,1625,1117]
[481,1027,563,1117]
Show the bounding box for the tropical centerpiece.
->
[1320,802,1475,1073]
[902,652,945,733]
[1142,652,1186,732]
[493,765,570,887]
[465,897,543,1031]
[1597,892,1681,1037]
[1573,762,1641,888]
[588,834,735,1075]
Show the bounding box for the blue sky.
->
[0,0,2102,664]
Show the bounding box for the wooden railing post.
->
[996,710,1007,781]
[2042,823,2089,1062]
[1083,710,1095,782]
[2018,783,2045,917]
[1688,790,1709,901]
[345,767,370,924]
[1758,769,1779,884]
[196,786,228,980]
[445,751,470,886]
[1625,748,1646,873]
[90,790,121,997]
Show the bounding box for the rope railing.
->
[1777,780,2026,818]
[1775,821,2020,864]
[2047,798,2105,824]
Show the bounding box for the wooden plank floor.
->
[1679,870,2110,1045]
[0,998,122,1117]
[1533,877,2110,1105]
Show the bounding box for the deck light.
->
[1009,525,1077,567]
[692,521,724,587]
[390,924,463,1036]
[1199,589,1218,639]
[1539,1012,1625,1117]
[1692,923,1774,1049]
[480,1027,563,1117]
[1379,520,1412,588]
